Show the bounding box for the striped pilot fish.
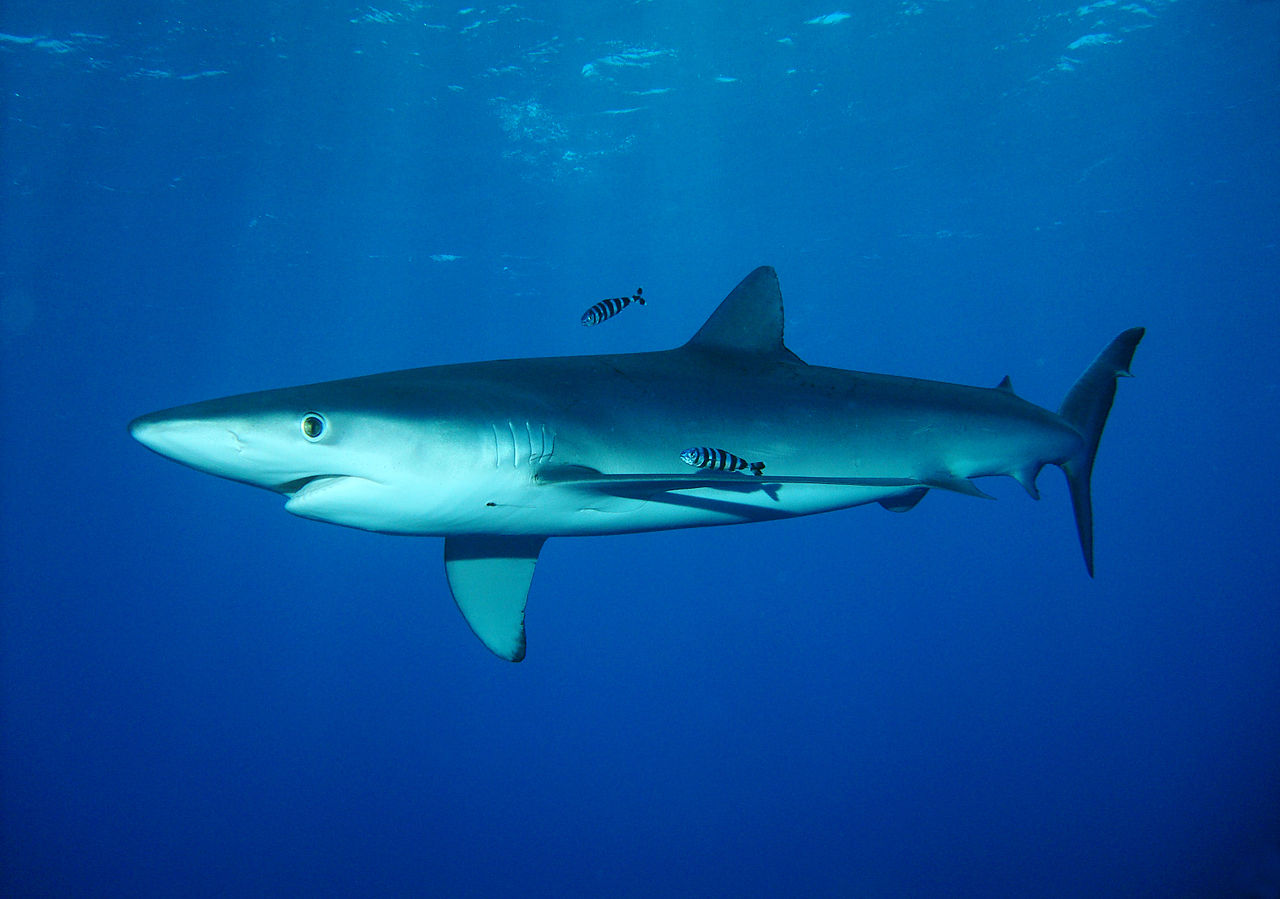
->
[680,446,766,476]
[581,288,644,326]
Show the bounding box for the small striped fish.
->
[581,288,644,326]
[680,446,765,476]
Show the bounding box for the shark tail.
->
[1057,327,1145,577]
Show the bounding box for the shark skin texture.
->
[131,267,1144,661]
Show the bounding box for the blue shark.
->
[130,267,1143,661]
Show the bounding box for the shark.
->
[130,267,1143,661]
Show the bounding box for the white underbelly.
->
[458,482,905,537]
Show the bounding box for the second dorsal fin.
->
[684,266,804,364]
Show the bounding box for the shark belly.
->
[483,480,907,537]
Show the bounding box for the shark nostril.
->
[227,430,245,454]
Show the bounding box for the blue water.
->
[3,3,1279,896]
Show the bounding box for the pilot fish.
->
[581,288,644,326]
[680,446,766,476]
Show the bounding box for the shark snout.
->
[128,412,169,453]
[130,412,208,457]
[129,412,170,444]
[129,410,271,486]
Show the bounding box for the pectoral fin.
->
[443,535,547,662]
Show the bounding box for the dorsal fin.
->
[684,266,804,363]
[996,375,1015,393]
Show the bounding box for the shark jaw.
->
[282,474,383,519]
[130,266,1143,661]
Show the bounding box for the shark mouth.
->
[280,474,386,526]
[277,474,351,498]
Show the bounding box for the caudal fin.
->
[1058,327,1145,576]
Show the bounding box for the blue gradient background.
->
[3,3,1279,896]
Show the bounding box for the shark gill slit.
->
[530,422,554,464]
[507,420,520,469]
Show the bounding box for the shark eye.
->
[301,413,327,441]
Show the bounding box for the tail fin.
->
[1058,327,1145,576]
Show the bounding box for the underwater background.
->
[3,2,1279,896]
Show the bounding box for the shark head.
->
[129,375,494,534]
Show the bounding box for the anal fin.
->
[1012,463,1043,500]
[443,535,547,662]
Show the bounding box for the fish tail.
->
[1056,327,1144,576]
